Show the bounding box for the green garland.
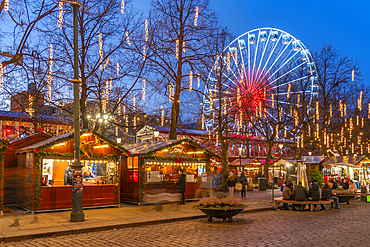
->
[139,156,145,204]
[33,152,121,211]
[0,140,9,211]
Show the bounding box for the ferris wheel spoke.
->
[256,31,272,85]
[265,49,301,83]
[269,75,308,90]
[265,61,307,90]
[251,31,261,86]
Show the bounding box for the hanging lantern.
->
[194,6,199,26]
[121,0,125,14]
[47,44,53,101]
[57,1,64,29]
[142,78,146,101]
[189,70,193,92]
[126,31,131,46]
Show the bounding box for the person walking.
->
[239,172,247,199]
[176,169,186,204]
[227,173,236,197]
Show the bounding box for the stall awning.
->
[302,155,328,164]
[229,158,262,166]
[324,155,370,166]
[259,159,279,166]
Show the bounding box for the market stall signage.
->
[170,145,186,154]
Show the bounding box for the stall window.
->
[127,157,139,182]
[26,153,34,184]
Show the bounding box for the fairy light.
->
[117,98,121,115]
[99,33,103,69]
[279,108,282,121]
[290,106,292,116]
[143,45,146,61]
[145,19,148,42]
[237,87,241,108]
[142,78,146,101]
[352,70,354,81]
[297,136,300,148]
[133,96,136,107]
[271,94,274,108]
[47,44,53,101]
[189,70,193,92]
[0,64,3,91]
[287,84,291,99]
[202,114,205,130]
[169,82,173,102]
[161,107,164,126]
[234,48,238,66]
[358,91,363,111]
[194,6,199,26]
[126,31,131,46]
[4,0,9,11]
[357,115,359,126]
[117,62,119,75]
[227,52,231,72]
[341,127,344,143]
[368,103,370,118]
[214,54,219,70]
[365,118,367,128]
[133,114,136,128]
[316,123,319,139]
[308,124,311,137]
[57,1,64,29]
[344,104,347,116]
[197,73,200,88]
[339,100,343,117]
[239,111,243,130]
[109,77,112,90]
[103,57,110,70]
[121,0,125,14]
[352,143,354,154]
[316,102,319,121]
[329,104,332,117]
[176,39,179,59]
[183,41,185,53]
[284,126,287,138]
[349,118,353,139]
[294,109,298,126]
[297,94,300,108]
[301,134,304,148]
[223,98,227,115]
[275,125,278,140]
[358,136,361,145]
[307,104,309,115]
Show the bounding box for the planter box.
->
[199,208,245,222]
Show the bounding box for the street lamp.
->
[116,137,122,144]
[153,128,160,141]
[308,151,312,156]
[238,147,242,169]
[70,0,85,222]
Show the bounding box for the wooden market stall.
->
[0,139,9,214]
[15,129,129,212]
[121,139,219,204]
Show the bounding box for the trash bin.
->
[258,177,267,191]
[361,186,368,202]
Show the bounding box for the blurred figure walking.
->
[176,169,186,204]
[227,173,236,197]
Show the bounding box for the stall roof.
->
[258,159,279,166]
[302,156,328,164]
[229,158,262,166]
[324,156,370,166]
[17,129,130,154]
[122,139,219,158]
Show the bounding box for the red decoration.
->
[57,153,61,156]
[100,153,104,157]
[36,149,41,153]
[88,130,91,133]
[141,157,145,160]
[0,164,2,167]
[9,145,13,149]
[127,152,131,155]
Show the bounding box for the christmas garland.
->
[139,156,145,204]
[33,152,121,211]
[0,140,9,211]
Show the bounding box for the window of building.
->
[127,157,139,182]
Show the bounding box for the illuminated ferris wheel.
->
[203,27,319,136]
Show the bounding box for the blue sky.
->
[134,0,370,85]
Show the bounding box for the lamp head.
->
[116,137,122,144]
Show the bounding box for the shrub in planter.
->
[194,193,247,210]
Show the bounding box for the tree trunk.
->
[264,140,274,179]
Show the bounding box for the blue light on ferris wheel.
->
[292,40,300,51]
[282,33,290,45]
[248,34,256,44]
[229,46,236,52]
[307,62,316,73]
[238,39,246,49]
[300,49,308,61]
[259,31,267,41]
[270,31,278,41]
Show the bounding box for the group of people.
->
[227,170,248,199]
[282,180,340,211]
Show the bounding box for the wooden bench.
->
[274,197,334,212]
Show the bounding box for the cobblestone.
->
[2,202,369,246]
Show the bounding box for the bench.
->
[274,197,334,212]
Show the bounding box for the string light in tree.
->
[133,96,136,107]
[4,0,9,11]
[330,104,332,117]
[352,70,354,81]
[169,82,173,102]
[116,62,119,75]
[352,143,354,154]
[358,91,363,111]
[316,123,319,139]
[227,52,231,72]
[176,39,179,59]
[357,115,359,126]
[301,134,304,148]
[126,31,131,45]
[362,118,365,128]
[142,78,146,101]
[344,104,347,116]
[234,48,237,65]
[308,124,311,137]
[275,125,278,140]
[201,114,205,130]
[237,87,241,108]
[183,41,185,53]
[143,45,146,61]
[121,0,125,14]
[57,1,63,29]
[271,94,274,108]
[47,44,53,101]
[287,84,291,99]
[0,64,3,91]
[284,126,287,138]
[297,94,300,108]
[161,106,164,126]
[294,109,298,126]
[189,70,193,92]
[103,57,110,70]
[145,19,148,42]
[194,6,199,26]
[117,97,121,115]
[99,33,103,69]
[109,77,112,90]
[316,102,319,121]
[197,73,200,88]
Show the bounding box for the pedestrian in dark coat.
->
[239,172,247,199]
[282,181,293,210]
[309,183,320,201]
[176,169,186,204]
[292,182,308,211]
[227,174,236,197]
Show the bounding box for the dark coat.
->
[321,184,332,200]
[342,182,349,190]
[239,175,247,187]
[176,173,186,193]
[309,184,320,201]
[227,176,236,188]
[329,179,338,190]
[292,184,309,201]
[283,185,293,200]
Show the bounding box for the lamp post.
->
[238,147,242,169]
[70,0,85,222]
[116,137,122,144]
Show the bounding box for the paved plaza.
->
[1,200,368,247]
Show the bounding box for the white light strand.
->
[189,70,193,92]
[116,62,119,75]
[57,1,63,29]
[183,41,185,53]
[287,84,291,99]
[161,107,164,126]
[352,70,354,81]
[121,0,125,14]
[142,78,146,101]
[4,0,9,11]
[194,6,199,26]
[103,57,109,70]
[143,45,146,61]
[47,44,53,101]
[126,31,131,46]
[145,19,148,42]
[197,73,200,88]
[0,64,3,91]
[202,114,205,130]
[227,52,230,72]
[358,91,363,111]
[99,33,103,69]
[133,96,136,107]
[176,39,179,59]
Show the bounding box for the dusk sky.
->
[134,0,370,85]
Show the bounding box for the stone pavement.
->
[0,189,279,243]
[2,200,368,247]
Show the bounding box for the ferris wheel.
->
[203,27,319,136]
